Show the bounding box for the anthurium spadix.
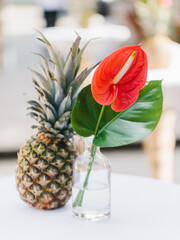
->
[91,45,148,112]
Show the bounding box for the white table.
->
[0,174,180,240]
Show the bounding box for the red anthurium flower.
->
[91,45,148,112]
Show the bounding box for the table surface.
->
[0,174,180,240]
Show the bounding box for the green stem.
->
[73,105,105,207]
[94,105,105,137]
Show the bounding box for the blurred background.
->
[0,0,180,183]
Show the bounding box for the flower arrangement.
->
[71,44,163,217]
[128,0,173,69]
[133,0,173,38]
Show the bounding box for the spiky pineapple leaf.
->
[33,80,55,107]
[27,106,45,116]
[64,36,81,87]
[30,69,52,94]
[33,53,51,79]
[27,112,38,120]
[27,31,99,139]
[44,102,57,119]
[58,89,72,117]
[58,52,65,67]
[53,63,66,90]
[70,62,100,99]
[54,81,64,106]
[27,100,43,110]
[36,30,50,45]
[45,106,56,124]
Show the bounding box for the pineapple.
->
[16,32,97,210]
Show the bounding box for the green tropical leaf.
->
[71,81,163,147]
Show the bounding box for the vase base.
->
[72,210,110,222]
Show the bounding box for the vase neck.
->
[82,137,100,153]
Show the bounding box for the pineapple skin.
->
[16,134,77,210]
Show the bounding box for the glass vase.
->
[72,137,111,221]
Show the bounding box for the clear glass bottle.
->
[72,137,111,221]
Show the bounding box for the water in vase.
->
[72,169,111,221]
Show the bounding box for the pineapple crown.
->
[28,31,98,141]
